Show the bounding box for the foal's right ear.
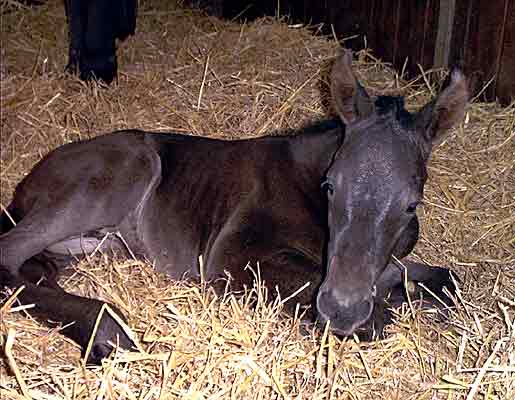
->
[331,49,375,124]
[417,69,469,146]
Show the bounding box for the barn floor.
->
[1,0,514,399]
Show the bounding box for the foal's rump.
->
[0,131,162,276]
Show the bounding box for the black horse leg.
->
[2,258,134,364]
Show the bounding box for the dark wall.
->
[450,0,514,103]
[219,0,514,105]
[497,0,515,103]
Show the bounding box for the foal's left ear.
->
[417,69,469,146]
[331,49,375,124]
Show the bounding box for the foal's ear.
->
[331,50,375,124]
[417,69,469,146]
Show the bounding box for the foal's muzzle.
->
[316,288,375,336]
[315,255,377,336]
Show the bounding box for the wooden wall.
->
[221,0,515,105]
[449,0,514,103]
[497,1,515,103]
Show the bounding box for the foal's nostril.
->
[317,289,337,309]
[350,298,373,320]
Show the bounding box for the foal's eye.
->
[321,180,334,195]
[406,202,420,213]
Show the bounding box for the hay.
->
[1,0,514,398]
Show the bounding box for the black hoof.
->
[414,267,459,306]
[59,299,135,365]
[83,305,135,365]
[88,343,118,365]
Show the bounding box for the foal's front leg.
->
[357,215,457,338]
[376,260,458,306]
[380,215,457,308]
[355,260,457,340]
[1,258,135,364]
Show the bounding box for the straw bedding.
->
[1,1,514,398]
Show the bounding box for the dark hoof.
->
[395,268,458,324]
[79,55,117,85]
[83,307,135,365]
[79,68,116,85]
[414,267,459,306]
[65,57,117,85]
[60,299,135,365]
[384,267,458,310]
[88,343,118,365]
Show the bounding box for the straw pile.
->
[1,0,514,398]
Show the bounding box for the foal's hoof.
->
[401,268,459,323]
[84,307,135,365]
[415,266,459,306]
[61,299,135,365]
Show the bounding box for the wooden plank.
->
[322,0,373,50]
[369,0,398,63]
[392,0,402,65]
[496,0,514,104]
[434,0,456,68]
[393,0,439,78]
[450,0,507,101]
[420,0,439,69]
